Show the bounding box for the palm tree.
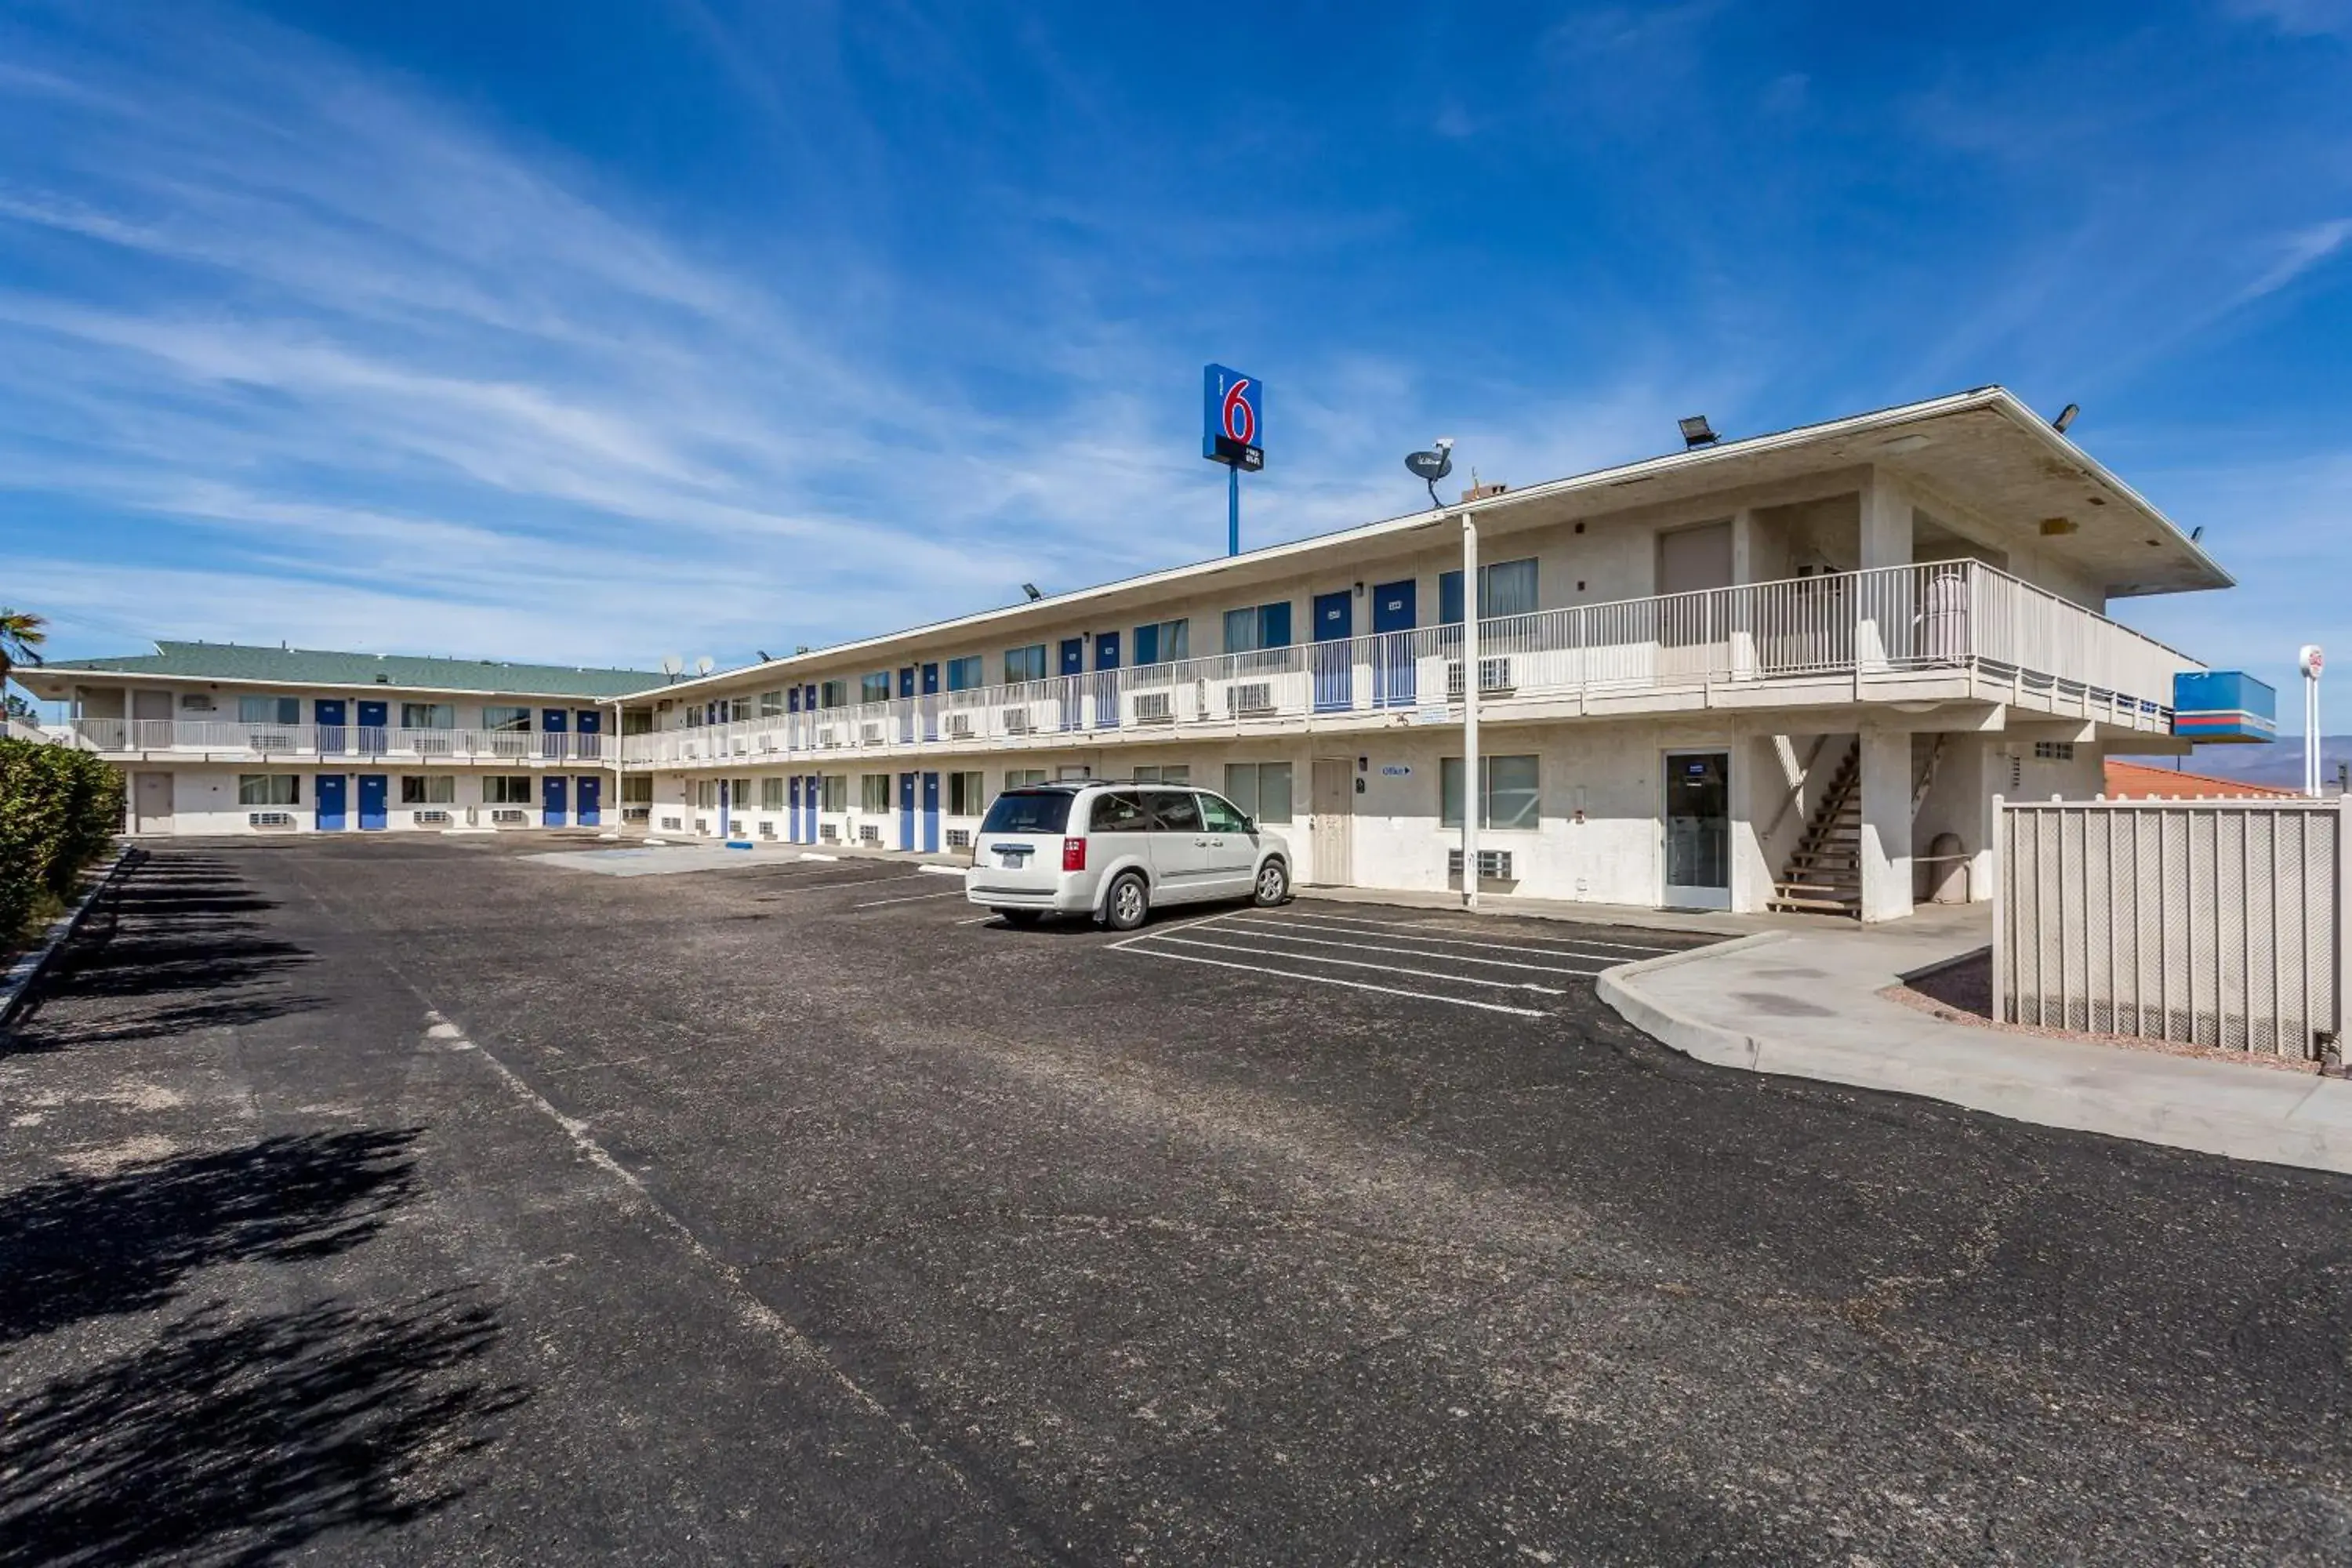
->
[0,608,45,684]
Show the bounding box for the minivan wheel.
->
[1253,858,1290,907]
[1102,872,1149,931]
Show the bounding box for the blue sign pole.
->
[1203,363,1264,557]
[1228,464,1240,557]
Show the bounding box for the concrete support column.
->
[1728,507,1757,679]
[1856,469,1917,677]
[1859,724,1914,923]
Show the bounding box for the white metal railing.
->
[67,720,612,761]
[622,561,2200,767]
[1995,797,2344,1060]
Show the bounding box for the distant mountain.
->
[2110,735,2352,793]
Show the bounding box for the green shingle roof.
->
[40,641,659,699]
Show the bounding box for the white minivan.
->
[964,779,1292,930]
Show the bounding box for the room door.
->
[357,773,388,830]
[314,774,347,832]
[1312,590,1354,712]
[133,771,172,833]
[921,771,941,853]
[1663,750,1731,910]
[131,688,172,749]
[315,699,347,757]
[1370,578,1417,707]
[1309,757,1353,886]
[542,774,568,828]
[576,775,601,826]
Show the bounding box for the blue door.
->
[357,699,387,754]
[717,778,730,838]
[577,775,601,826]
[920,662,940,741]
[315,699,347,756]
[1093,631,1120,729]
[1370,578,1418,707]
[543,774,568,827]
[315,773,347,831]
[575,708,601,762]
[921,771,941,853]
[804,774,821,843]
[899,666,916,741]
[357,773,387,830]
[1312,590,1355,712]
[541,708,567,760]
[898,772,916,851]
[788,776,803,842]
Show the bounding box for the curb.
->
[1596,938,2352,1177]
[0,847,132,1034]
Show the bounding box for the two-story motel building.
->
[27,388,2230,923]
[17,644,652,835]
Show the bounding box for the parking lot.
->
[6,836,2352,1564]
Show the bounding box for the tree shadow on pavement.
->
[0,1290,528,1567]
[0,1130,421,1345]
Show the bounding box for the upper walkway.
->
[624,559,2198,769]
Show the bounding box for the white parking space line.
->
[1114,943,1548,1017]
[1102,909,1251,951]
[955,914,996,925]
[1272,909,1684,956]
[851,889,966,908]
[1210,922,1603,976]
[1147,933,1566,993]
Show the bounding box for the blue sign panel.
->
[2172,670,2277,744]
[1202,364,1265,471]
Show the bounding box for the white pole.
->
[1461,511,1479,911]
[2303,645,2325,798]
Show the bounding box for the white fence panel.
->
[1994,797,2345,1061]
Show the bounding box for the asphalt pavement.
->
[4,836,2351,1565]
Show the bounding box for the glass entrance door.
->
[1663,750,1731,910]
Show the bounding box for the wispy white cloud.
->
[2236,218,2352,303]
[2223,0,2352,38]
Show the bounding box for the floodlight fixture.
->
[2053,403,2079,434]
[1679,415,1718,448]
[1022,582,1043,601]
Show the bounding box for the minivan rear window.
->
[979,789,1072,835]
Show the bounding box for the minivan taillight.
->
[1062,837,1087,871]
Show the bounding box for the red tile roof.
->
[2103,760,2299,800]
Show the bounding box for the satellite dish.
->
[1405,441,1455,506]
[661,654,684,677]
[695,655,715,676]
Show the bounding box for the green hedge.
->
[0,739,123,945]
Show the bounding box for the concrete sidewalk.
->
[1599,906,2352,1176]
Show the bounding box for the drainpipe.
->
[1461,510,1479,912]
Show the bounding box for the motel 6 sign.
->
[1203,364,1265,471]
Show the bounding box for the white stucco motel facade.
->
[26,389,2229,924]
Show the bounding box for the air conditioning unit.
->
[1003,708,1033,735]
[660,814,682,830]
[1446,848,1515,882]
[1134,691,1173,724]
[759,819,778,839]
[248,730,294,752]
[946,828,972,850]
[760,735,779,751]
[624,806,652,823]
[1445,658,1515,699]
[946,713,974,739]
[414,735,452,757]
[1226,681,1274,717]
[414,809,452,826]
[248,811,295,829]
[695,816,710,833]
[818,726,841,748]
[491,808,527,826]
[820,822,840,842]
[860,722,884,744]
[731,738,748,754]
[858,822,881,844]
[180,695,216,712]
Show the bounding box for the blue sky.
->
[2,2,2349,720]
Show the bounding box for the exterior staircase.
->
[1767,735,1949,917]
[1768,740,1862,916]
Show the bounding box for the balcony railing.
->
[622,560,2202,768]
[64,721,611,762]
